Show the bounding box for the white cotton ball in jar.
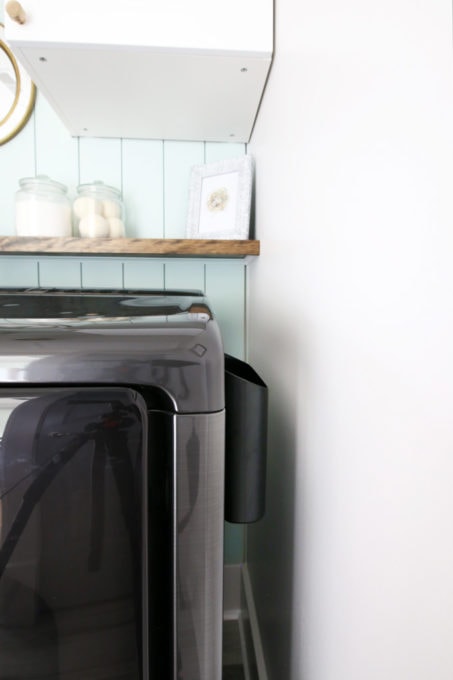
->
[108,217,125,238]
[102,199,122,219]
[73,196,103,219]
[79,214,110,238]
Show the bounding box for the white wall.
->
[247,1,453,678]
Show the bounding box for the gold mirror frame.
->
[0,23,35,145]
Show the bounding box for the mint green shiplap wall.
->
[0,22,248,561]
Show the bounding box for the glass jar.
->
[15,175,72,237]
[73,181,125,238]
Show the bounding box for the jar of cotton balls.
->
[15,176,72,237]
[73,181,125,238]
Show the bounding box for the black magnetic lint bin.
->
[224,354,268,523]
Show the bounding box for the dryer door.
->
[0,387,152,679]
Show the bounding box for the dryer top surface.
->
[0,289,225,413]
[0,288,213,324]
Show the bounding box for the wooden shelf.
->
[0,237,260,258]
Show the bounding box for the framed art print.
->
[186,155,253,240]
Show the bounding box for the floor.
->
[223,619,246,680]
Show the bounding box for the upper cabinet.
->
[4,0,274,142]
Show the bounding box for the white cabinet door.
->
[4,0,273,142]
[5,0,272,53]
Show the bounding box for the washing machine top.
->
[0,289,225,413]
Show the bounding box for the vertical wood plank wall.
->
[0,76,248,562]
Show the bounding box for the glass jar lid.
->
[18,175,68,195]
[76,180,122,199]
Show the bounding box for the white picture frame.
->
[186,155,253,240]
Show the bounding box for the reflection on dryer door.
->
[0,387,148,680]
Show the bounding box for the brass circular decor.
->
[0,23,35,145]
